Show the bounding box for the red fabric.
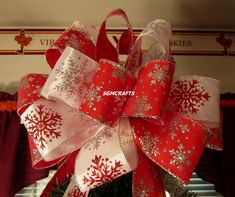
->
[96,9,134,63]
[133,147,165,197]
[0,92,49,197]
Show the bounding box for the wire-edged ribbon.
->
[17,9,222,197]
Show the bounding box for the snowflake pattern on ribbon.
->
[139,131,159,157]
[71,21,95,42]
[54,56,90,101]
[55,32,85,51]
[67,186,86,197]
[31,148,42,164]
[84,127,113,150]
[65,33,85,50]
[167,118,190,140]
[83,155,126,188]
[17,74,48,110]
[131,96,152,116]
[142,20,170,38]
[83,85,103,107]
[148,63,170,87]
[112,64,127,83]
[19,75,38,90]
[169,144,192,172]
[24,104,62,150]
[134,179,154,197]
[168,79,210,114]
[112,95,127,116]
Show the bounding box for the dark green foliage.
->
[50,176,72,197]
[50,171,197,197]
[88,172,132,197]
[50,173,132,197]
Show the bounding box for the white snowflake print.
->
[148,63,170,87]
[139,131,159,157]
[168,79,210,114]
[84,127,113,150]
[169,144,192,171]
[131,96,152,116]
[24,104,62,150]
[54,56,90,101]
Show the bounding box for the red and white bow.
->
[17,9,222,197]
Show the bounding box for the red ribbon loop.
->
[46,23,97,68]
[132,109,209,183]
[96,9,134,64]
[124,59,175,125]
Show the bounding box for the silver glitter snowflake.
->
[134,179,154,197]
[84,127,113,150]
[139,131,159,157]
[54,56,90,101]
[165,117,189,140]
[112,64,127,83]
[84,85,102,107]
[148,63,170,87]
[65,33,85,50]
[169,144,192,171]
[131,96,152,116]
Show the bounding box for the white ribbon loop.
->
[168,75,220,129]
[42,46,98,109]
[74,118,137,192]
[127,19,172,76]
[21,99,100,161]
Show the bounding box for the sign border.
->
[0,29,235,56]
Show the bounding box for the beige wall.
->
[0,54,234,94]
[174,55,235,93]
[0,55,50,93]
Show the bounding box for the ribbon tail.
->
[40,150,79,197]
[133,147,165,197]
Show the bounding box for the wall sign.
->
[0,29,234,55]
